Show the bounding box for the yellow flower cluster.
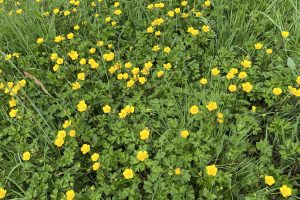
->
[118,105,134,118]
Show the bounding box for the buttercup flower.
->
[190,105,199,114]
[22,151,31,161]
[241,59,252,68]
[206,164,218,176]
[77,100,87,112]
[103,105,111,113]
[66,190,75,200]
[136,151,149,161]
[36,38,44,44]
[264,175,275,186]
[199,78,208,85]
[255,43,263,50]
[140,128,150,140]
[180,130,189,138]
[273,88,282,95]
[280,185,292,198]
[92,162,101,171]
[281,31,289,38]
[242,82,253,93]
[206,101,218,111]
[0,188,7,199]
[175,168,181,175]
[123,168,134,179]
[81,144,90,154]
[91,153,100,161]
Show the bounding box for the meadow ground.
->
[0,0,299,199]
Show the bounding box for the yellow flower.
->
[66,190,75,200]
[199,78,208,85]
[296,76,300,84]
[52,64,60,72]
[9,98,17,107]
[167,11,175,17]
[64,10,70,16]
[114,9,122,15]
[68,50,79,60]
[204,0,211,7]
[69,130,76,137]
[56,58,64,65]
[140,128,150,140]
[187,27,199,36]
[22,151,31,161]
[53,8,60,14]
[147,26,154,33]
[164,47,171,54]
[9,109,18,118]
[103,52,115,61]
[206,164,218,176]
[174,7,181,13]
[226,72,235,80]
[125,62,132,68]
[242,82,253,93]
[280,185,292,198]
[79,58,86,65]
[131,67,139,75]
[102,104,111,113]
[266,49,273,54]
[97,40,104,47]
[77,72,85,81]
[74,25,80,30]
[195,11,202,17]
[54,137,64,147]
[175,168,181,175]
[190,105,199,114]
[157,70,164,78]
[163,63,172,70]
[123,168,134,179]
[92,162,101,171]
[0,188,7,199]
[238,71,247,79]
[127,79,135,88]
[229,68,238,74]
[252,106,256,113]
[228,84,237,92]
[50,53,58,60]
[81,144,90,154]
[54,35,65,43]
[152,45,160,52]
[241,59,252,68]
[77,100,87,112]
[91,153,100,161]
[202,25,210,32]
[114,2,120,7]
[281,31,289,38]
[181,1,187,6]
[211,68,220,76]
[57,130,66,139]
[180,130,189,138]
[67,32,74,39]
[255,43,263,50]
[16,9,23,14]
[62,120,71,129]
[264,175,275,186]
[36,38,44,44]
[206,101,218,111]
[72,82,81,90]
[136,151,149,161]
[89,48,96,54]
[273,88,282,95]
[138,77,147,84]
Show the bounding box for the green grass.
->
[0,0,299,199]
